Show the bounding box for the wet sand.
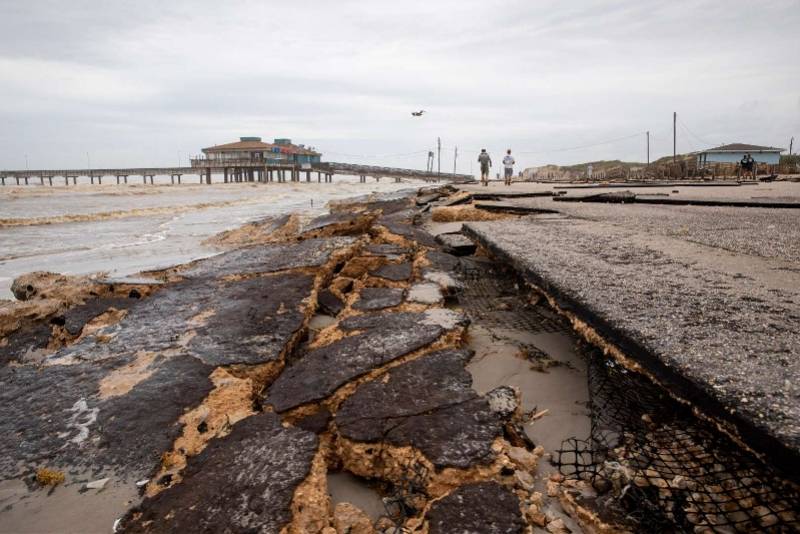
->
[0,476,139,534]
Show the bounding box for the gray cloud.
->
[0,0,798,171]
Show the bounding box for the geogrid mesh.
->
[453,252,800,532]
[555,352,800,533]
[455,257,570,335]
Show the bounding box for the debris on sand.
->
[35,468,65,487]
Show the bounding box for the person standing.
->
[478,149,492,186]
[502,149,515,186]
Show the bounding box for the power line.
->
[323,149,429,159]
[677,117,718,148]
[514,131,647,155]
[326,129,671,163]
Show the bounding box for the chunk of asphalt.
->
[317,289,345,316]
[416,193,443,206]
[303,211,374,235]
[294,407,332,434]
[182,236,356,278]
[363,243,409,261]
[338,309,469,332]
[379,218,438,248]
[121,412,318,534]
[53,273,315,367]
[552,191,637,203]
[369,262,413,281]
[336,350,501,468]
[62,297,137,336]
[268,319,444,412]
[0,355,213,480]
[425,250,460,273]
[1,321,52,365]
[435,232,477,256]
[352,287,405,311]
[188,273,315,366]
[426,481,526,534]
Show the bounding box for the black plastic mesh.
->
[555,351,800,533]
[455,257,570,335]
[454,252,800,532]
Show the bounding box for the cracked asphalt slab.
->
[336,349,502,469]
[464,205,800,475]
[0,355,214,481]
[120,412,318,534]
[181,236,357,278]
[0,183,720,534]
[267,314,445,413]
[426,481,526,534]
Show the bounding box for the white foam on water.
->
[0,178,422,299]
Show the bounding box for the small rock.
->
[546,479,560,498]
[508,446,538,470]
[333,502,374,534]
[485,386,520,419]
[526,505,547,527]
[546,518,571,533]
[135,479,149,487]
[514,470,535,491]
[85,477,110,490]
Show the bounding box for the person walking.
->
[478,149,492,186]
[502,149,515,186]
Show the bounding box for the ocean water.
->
[0,176,420,299]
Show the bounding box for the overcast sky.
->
[0,0,798,172]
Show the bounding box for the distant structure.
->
[696,143,784,167]
[197,137,322,166]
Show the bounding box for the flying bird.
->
[411,110,425,117]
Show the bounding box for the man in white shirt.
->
[502,149,515,186]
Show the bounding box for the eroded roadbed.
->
[463,217,800,473]
[5,183,799,533]
[1,188,584,534]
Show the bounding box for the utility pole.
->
[437,137,441,175]
[453,146,458,175]
[790,137,794,156]
[646,131,650,165]
[673,112,677,163]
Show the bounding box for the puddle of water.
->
[326,472,385,523]
[0,477,140,534]
[309,314,337,331]
[466,324,590,456]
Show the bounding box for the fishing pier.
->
[1,136,475,186]
[0,161,473,186]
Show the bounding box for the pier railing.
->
[1,161,475,186]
